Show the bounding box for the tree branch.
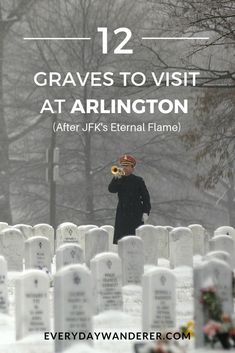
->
[8,114,48,143]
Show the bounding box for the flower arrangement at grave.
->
[201,286,235,349]
[180,320,195,337]
[134,340,188,353]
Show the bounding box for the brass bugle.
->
[111,165,125,176]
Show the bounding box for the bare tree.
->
[2,0,230,229]
[142,0,235,87]
[182,88,235,225]
[0,0,40,223]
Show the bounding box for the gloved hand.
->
[114,174,122,179]
[142,213,149,223]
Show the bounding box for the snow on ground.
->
[0,259,233,353]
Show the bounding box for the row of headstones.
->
[0,223,54,272]
[0,222,54,246]
[167,225,235,269]
[56,235,144,284]
[0,223,116,271]
[0,222,102,259]
[1,222,235,272]
[57,224,235,265]
[1,234,145,282]
[0,222,114,255]
[0,227,121,272]
[0,235,145,313]
[42,224,235,270]
[1,228,232,293]
[0,221,199,261]
[5,255,176,352]
[0,225,107,271]
[138,224,235,269]
[1,252,233,351]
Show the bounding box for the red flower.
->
[203,320,221,338]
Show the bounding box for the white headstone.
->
[0,228,24,271]
[214,226,235,243]
[85,228,109,266]
[90,252,123,314]
[54,264,93,352]
[210,235,235,268]
[13,224,33,240]
[118,236,144,285]
[155,226,169,259]
[173,266,193,326]
[0,222,8,232]
[34,223,54,255]
[142,267,176,332]
[169,227,193,268]
[25,236,52,272]
[77,225,97,252]
[56,222,79,248]
[188,224,207,255]
[56,243,84,271]
[0,256,8,313]
[136,225,158,265]
[205,250,232,268]
[101,225,115,252]
[15,269,50,340]
[194,259,233,348]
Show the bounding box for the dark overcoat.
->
[108,174,151,244]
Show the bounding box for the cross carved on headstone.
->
[160,275,166,286]
[71,250,76,258]
[73,274,80,285]
[106,260,112,269]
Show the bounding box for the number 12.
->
[97,27,133,55]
